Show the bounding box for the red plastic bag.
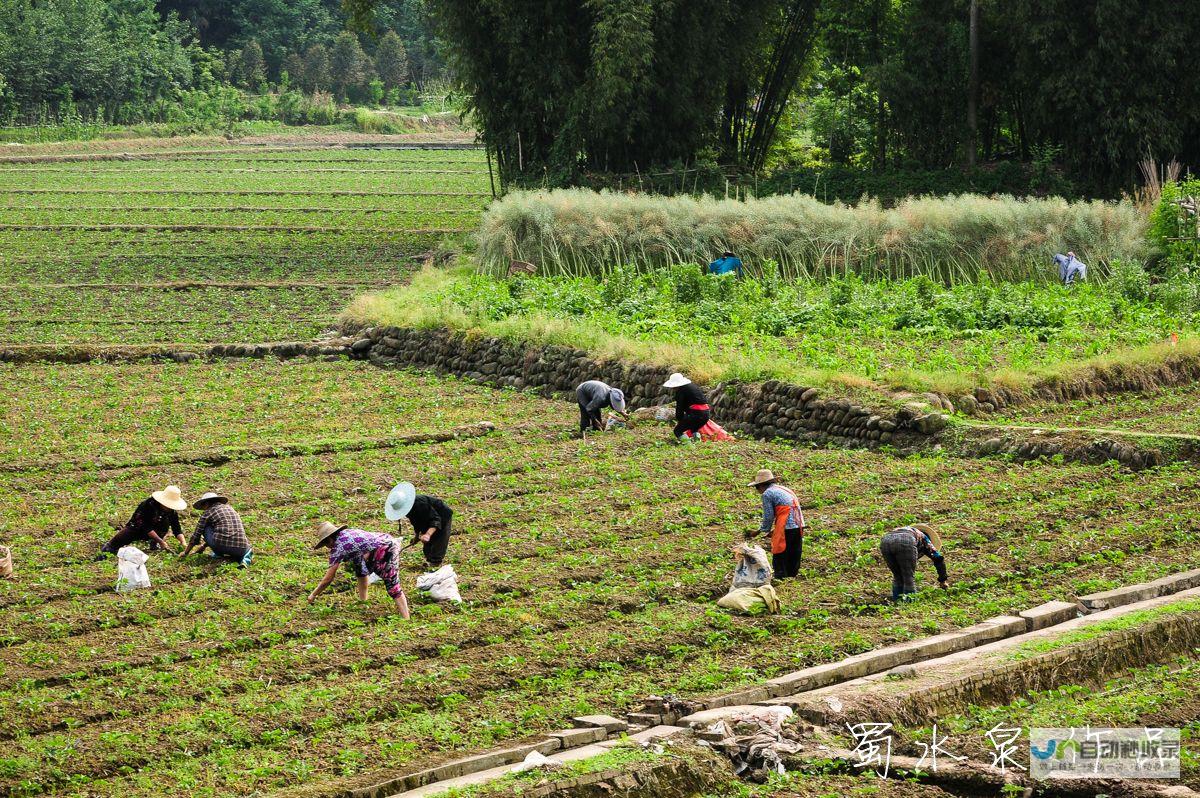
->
[697,420,735,442]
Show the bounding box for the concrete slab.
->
[571,714,628,734]
[392,741,617,798]
[548,726,608,748]
[704,684,771,709]
[1019,600,1078,631]
[1146,568,1200,597]
[981,615,1028,638]
[677,704,762,729]
[1079,582,1160,611]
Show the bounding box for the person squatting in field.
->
[664,372,710,442]
[575,379,628,435]
[96,484,187,558]
[309,521,411,618]
[181,492,253,567]
[748,469,806,578]
[385,481,454,569]
[880,523,948,601]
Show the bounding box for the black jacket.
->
[673,383,709,420]
[407,494,453,539]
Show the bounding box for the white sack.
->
[416,564,462,604]
[115,546,151,593]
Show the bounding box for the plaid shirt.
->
[191,503,250,550]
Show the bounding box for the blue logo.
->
[1031,740,1057,760]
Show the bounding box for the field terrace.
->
[0,357,1198,797]
[0,143,492,346]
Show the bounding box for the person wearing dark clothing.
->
[664,372,710,441]
[880,524,948,601]
[575,380,628,435]
[405,494,454,567]
[182,492,253,567]
[97,485,187,558]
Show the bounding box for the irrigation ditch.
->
[336,572,1200,798]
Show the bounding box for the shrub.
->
[478,189,1148,283]
[1147,178,1200,269]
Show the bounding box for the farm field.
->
[989,383,1200,438]
[892,653,1200,788]
[0,357,1199,796]
[0,140,492,345]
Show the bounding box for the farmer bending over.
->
[386,482,454,569]
[748,469,806,578]
[707,249,744,278]
[664,373,710,443]
[880,524,948,601]
[309,522,410,618]
[182,492,252,567]
[96,485,187,559]
[1053,251,1087,286]
[575,379,628,435]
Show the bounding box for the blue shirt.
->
[707,256,744,277]
[759,484,804,531]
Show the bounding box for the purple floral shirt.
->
[329,528,395,577]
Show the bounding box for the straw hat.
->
[152,485,187,512]
[193,492,228,509]
[663,373,692,389]
[747,468,778,487]
[384,482,416,521]
[312,521,347,549]
[913,523,942,551]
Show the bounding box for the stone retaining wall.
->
[345,324,942,450]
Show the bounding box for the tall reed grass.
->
[478,189,1148,282]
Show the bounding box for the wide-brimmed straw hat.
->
[913,523,943,551]
[747,468,778,488]
[384,482,416,521]
[152,485,187,511]
[663,373,692,389]
[312,521,347,549]
[609,388,627,413]
[193,492,228,509]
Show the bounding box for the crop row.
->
[0,171,491,194]
[2,286,361,345]
[0,195,488,211]
[3,207,477,228]
[0,412,1196,796]
[992,383,1200,437]
[0,361,544,464]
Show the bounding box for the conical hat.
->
[913,523,942,551]
[384,482,416,521]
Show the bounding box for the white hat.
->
[194,492,228,509]
[152,485,187,512]
[663,373,692,389]
[384,481,416,521]
[609,388,626,413]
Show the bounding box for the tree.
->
[238,38,266,88]
[329,30,367,100]
[428,0,787,183]
[374,29,408,89]
[282,50,305,89]
[301,42,330,92]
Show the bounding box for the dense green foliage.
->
[799,0,1200,193]
[428,0,819,182]
[350,264,1200,389]
[0,0,444,126]
[1148,179,1200,270]
[477,189,1146,282]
